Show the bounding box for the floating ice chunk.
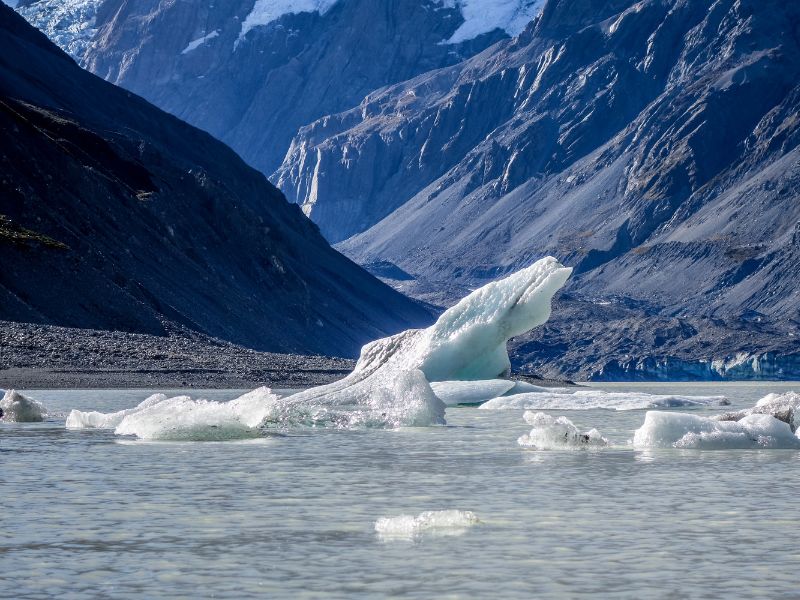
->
[0,390,46,422]
[518,411,607,449]
[375,510,479,540]
[430,379,514,405]
[115,388,276,441]
[66,393,168,429]
[633,411,800,450]
[354,257,572,382]
[716,391,800,431]
[263,369,445,429]
[481,390,727,411]
[66,389,277,440]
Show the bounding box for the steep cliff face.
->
[18,0,535,176]
[276,0,800,376]
[0,4,431,358]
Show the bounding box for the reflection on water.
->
[1,382,799,598]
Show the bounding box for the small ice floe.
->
[633,410,800,450]
[67,388,277,441]
[375,510,479,540]
[0,390,46,422]
[481,390,728,411]
[518,411,608,450]
[714,391,800,432]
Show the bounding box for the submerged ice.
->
[375,510,479,539]
[0,390,46,422]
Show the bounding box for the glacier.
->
[16,0,101,61]
[437,0,544,44]
[238,0,339,43]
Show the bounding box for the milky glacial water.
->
[2,382,800,598]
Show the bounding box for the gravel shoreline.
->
[0,321,354,390]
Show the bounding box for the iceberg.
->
[518,411,608,450]
[633,391,800,450]
[375,510,479,540]
[68,389,277,441]
[0,389,46,422]
[633,411,800,450]
[67,393,169,429]
[262,257,570,428]
[352,257,572,382]
[715,391,800,432]
[480,390,728,411]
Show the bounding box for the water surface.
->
[2,383,799,598]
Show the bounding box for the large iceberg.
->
[259,257,571,428]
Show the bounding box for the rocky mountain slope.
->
[277,0,800,378]
[0,4,431,358]
[16,0,541,176]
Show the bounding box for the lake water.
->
[2,382,800,598]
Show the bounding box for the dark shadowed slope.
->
[0,4,431,358]
[278,0,800,377]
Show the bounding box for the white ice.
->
[437,0,544,44]
[375,510,479,539]
[480,390,728,411]
[238,0,339,43]
[517,411,607,450]
[715,391,800,431]
[352,257,571,382]
[264,257,570,428]
[0,390,46,422]
[67,389,277,441]
[430,379,514,405]
[633,410,800,450]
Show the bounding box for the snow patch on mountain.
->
[16,0,102,60]
[437,0,544,43]
[181,30,220,55]
[238,0,339,43]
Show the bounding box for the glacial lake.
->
[3,382,800,598]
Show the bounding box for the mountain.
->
[0,3,431,358]
[16,0,542,177]
[277,0,800,378]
